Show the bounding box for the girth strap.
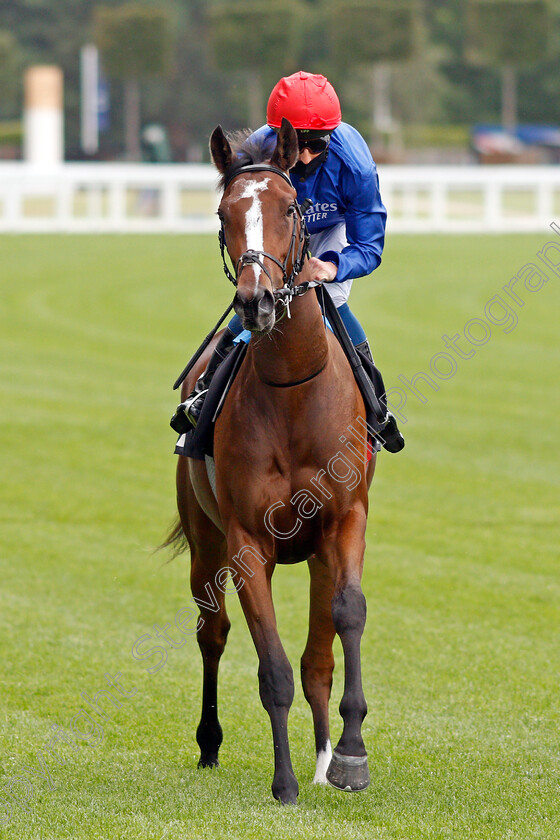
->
[262,360,327,388]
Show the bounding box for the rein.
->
[218,164,315,307]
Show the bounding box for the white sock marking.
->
[313,740,332,784]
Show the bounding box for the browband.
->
[223,163,294,191]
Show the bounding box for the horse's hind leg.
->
[191,542,230,768]
[177,460,230,769]
[301,557,336,784]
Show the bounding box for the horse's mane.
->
[217,130,273,190]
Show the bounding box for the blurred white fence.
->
[1,162,559,234]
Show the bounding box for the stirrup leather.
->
[170,329,237,435]
[355,340,405,454]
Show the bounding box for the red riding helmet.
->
[267,71,342,131]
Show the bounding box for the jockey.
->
[176,70,404,453]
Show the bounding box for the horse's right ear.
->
[210,125,234,175]
[271,117,298,172]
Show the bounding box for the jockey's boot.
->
[170,329,236,433]
[356,339,405,454]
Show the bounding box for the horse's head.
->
[210,119,307,334]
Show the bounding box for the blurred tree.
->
[0,30,22,118]
[329,0,418,65]
[208,1,305,129]
[521,3,560,126]
[327,0,419,147]
[466,0,551,130]
[95,3,175,159]
[424,0,494,125]
[1,0,558,158]
[0,0,92,151]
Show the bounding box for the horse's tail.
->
[158,516,190,561]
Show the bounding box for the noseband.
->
[218,164,314,303]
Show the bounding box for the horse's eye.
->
[286,206,295,217]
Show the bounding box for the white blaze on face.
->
[236,178,270,288]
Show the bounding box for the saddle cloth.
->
[174,341,248,461]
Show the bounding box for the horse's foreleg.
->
[301,557,335,784]
[233,549,298,805]
[324,508,370,792]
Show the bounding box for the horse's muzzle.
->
[233,286,275,333]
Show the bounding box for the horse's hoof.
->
[326,749,370,792]
[272,775,299,805]
[197,755,219,769]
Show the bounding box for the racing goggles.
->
[296,130,332,154]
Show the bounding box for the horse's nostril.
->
[259,290,274,317]
[234,284,275,332]
[234,288,252,308]
[235,285,271,314]
[235,285,264,307]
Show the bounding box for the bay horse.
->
[167,118,377,804]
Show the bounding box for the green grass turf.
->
[0,233,558,839]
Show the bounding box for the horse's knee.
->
[331,584,366,637]
[258,654,294,711]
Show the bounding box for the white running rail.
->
[0,162,559,233]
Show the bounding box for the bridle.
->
[172,164,319,392]
[211,161,330,388]
[218,164,316,309]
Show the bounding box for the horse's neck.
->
[250,289,329,386]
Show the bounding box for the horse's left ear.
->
[271,117,298,172]
[210,125,235,175]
